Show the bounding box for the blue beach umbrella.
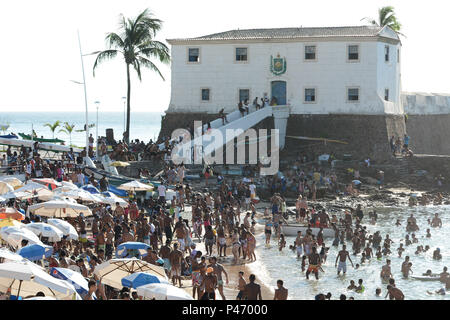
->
[107,186,128,198]
[121,272,169,289]
[81,184,100,194]
[116,242,150,258]
[50,267,96,298]
[17,244,53,261]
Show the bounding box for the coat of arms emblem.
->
[270,54,287,76]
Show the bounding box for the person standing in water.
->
[335,245,354,275]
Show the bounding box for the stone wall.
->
[406,114,450,155]
[159,112,406,163]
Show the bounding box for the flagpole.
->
[77,30,89,153]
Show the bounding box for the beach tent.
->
[121,272,169,289]
[47,219,79,241]
[0,261,79,300]
[27,199,92,218]
[17,244,53,261]
[94,258,167,290]
[24,222,64,242]
[0,226,44,248]
[118,181,154,192]
[115,242,150,258]
[136,283,194,300]
[50,267,95,298]
[0,181,14,195]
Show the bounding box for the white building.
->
[166,26,402,116]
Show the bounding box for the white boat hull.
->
[281,224,336,238]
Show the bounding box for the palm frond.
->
[105,32,125,49]
[93,49,120,76]
[137,41,170,64]
[137,56,165,81]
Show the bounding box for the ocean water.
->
[250,206,450,300]
[0,112,163,147]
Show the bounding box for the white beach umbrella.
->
[14,182,53,200]
[118,181,154,192]
[27,199,92,218]
[94,258,167,289]
[2,191,35,200]
[101,192,129,209]
[47,219,79,241]
[61,181,78,190]
[136,283,194,300]
[0,247,26,262]
[0,261,79,300]
[0,177,23,189]
[0,182,14,195]
[0,226,44,248]
[24,222,64,242]
[53,189,103,203]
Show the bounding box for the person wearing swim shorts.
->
[208,256,228,300]
[335,245,354,275]
[306,247,321,280]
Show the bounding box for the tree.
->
[362,6,404,36]
[44,120,61,139]
[59,122,76,146]
[93,8,170,144]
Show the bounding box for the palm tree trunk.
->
[125,63,131,144]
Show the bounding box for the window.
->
[235,48,248,61]
[305,45,316,60]
[348,45,359,61]
[304,88,316,102]
[239,89,250,103]
[347,88,360,102]
[385,89,389,101]
[201,88,210,101]
[188,48,200,63]
[385,45,390,62]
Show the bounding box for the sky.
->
[0,0,449,113]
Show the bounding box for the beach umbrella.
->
[0,196,5,203]
[94,258,167,289]
[17,244,53,261]
[121,272,169,289]
[50,267,95,298]
[110,161,130,167]
[0,218,23,228]
[116,242,151,258]
[27,199,92,218]
[107,185,128,198]
[0,226,44,248]
[54,189,103,203]
[0,177,23,189]
[101,192,129,208]
[24,296,57,300]
[81,184,101,194]
[32,178,62,191]
[0,248,26,262]
[24,222,64,241]
[61,181,78,190]
[136,283,194,300]
[14,182,53,200]
[0,182,14,195]
[0,207,25,221]
[118,181,154,192]
[47,219,79,241]
[0,261,79,299]
[2,191,35,200]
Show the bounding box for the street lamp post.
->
[77,30,89,153]
[122,96,126,140]
[95,101,100,159]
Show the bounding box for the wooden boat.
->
[281,223,336,238]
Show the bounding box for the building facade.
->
[166,26,402,115]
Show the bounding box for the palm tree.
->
[59,122,76,146]
[362,6,404,36]
[44,120,61,139]
[93,8,170,144]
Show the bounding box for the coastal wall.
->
[402,92,450,155]
[158,112,406,162]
